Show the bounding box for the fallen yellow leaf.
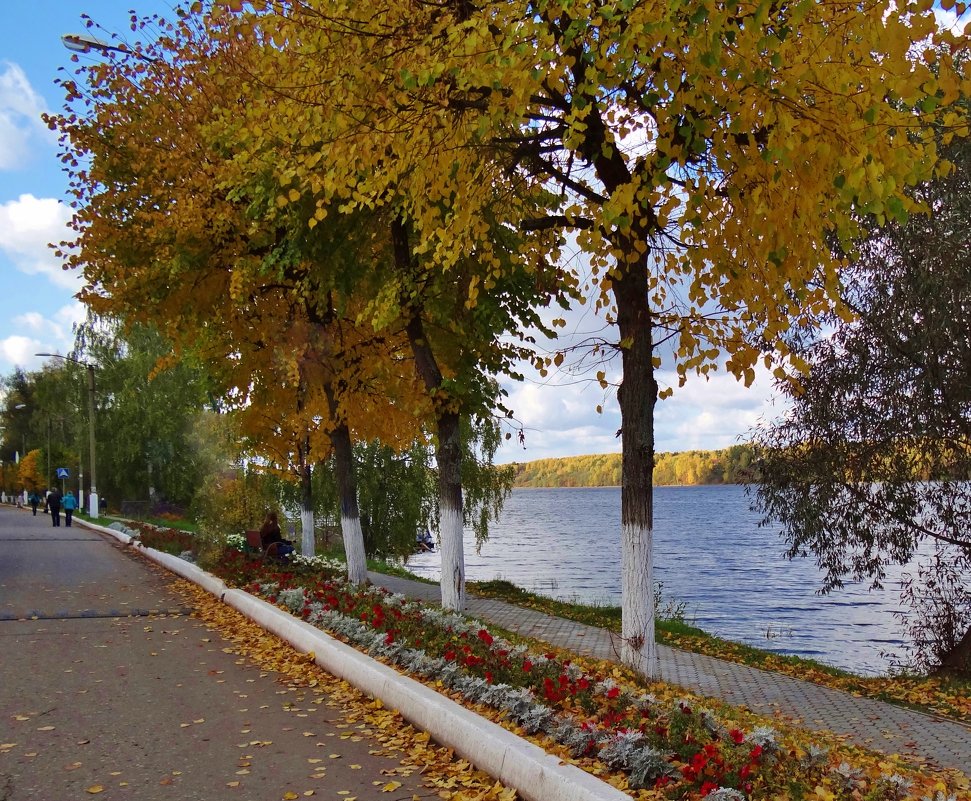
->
[86,786,104,795]
[283,792,299,800]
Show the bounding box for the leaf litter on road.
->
[172,578,521,801]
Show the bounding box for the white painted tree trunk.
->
[439,503,465,610]
[300,508,315,557]
[342,514,367,585]
[620,521,657,675]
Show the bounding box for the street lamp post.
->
[61,33,131,58]
[62,33,160,64]
[36,354,99,519]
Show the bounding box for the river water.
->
[405,485,916,676]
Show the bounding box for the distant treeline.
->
[511,445,757,488]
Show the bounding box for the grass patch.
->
[314,544,437,584]
[367,558,437,583]
[139,516,200,533]
[466,578,708,639]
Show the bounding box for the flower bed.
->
[208,551,968,801]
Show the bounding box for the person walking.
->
[62,490,77,527]
[28,491,40,516]
[48,488,62,527]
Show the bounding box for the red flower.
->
[700,781,719,796]
[606,686,621,699]
[384,631,395,645]
[477,629,494,646]
[749,745,763,760]
[729,728,745,744]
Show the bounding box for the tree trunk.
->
[938,624,971,677]
[298,436,315,557]
[392,216,466,610]
[434,409,466,610]
[613,262,659,678]
[330,422,367,584]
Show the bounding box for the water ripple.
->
[406,486,920,675]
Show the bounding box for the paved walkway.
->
[368,572,971,775]
[0,507,470,801]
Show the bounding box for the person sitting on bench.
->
[259,511,295,558]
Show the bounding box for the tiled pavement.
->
[368,572,971,775]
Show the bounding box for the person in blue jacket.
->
[62,490,77,527]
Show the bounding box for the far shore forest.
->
[512,445,755,488]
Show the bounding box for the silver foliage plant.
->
[243,579,794,796]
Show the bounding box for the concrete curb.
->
[79,518,135,545]
[77,519,630,801]
[220,588,630,801]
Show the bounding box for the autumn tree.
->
[201,0,969,674]
[48,11,482,587]
[17,450,44,493]
[54,1,968,656]
[176,2,574,609]
[751,124,971,676]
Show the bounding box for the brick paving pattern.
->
[369,572,971,774]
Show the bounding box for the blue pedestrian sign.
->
[56,467,70,479]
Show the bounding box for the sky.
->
[10,2,959,466]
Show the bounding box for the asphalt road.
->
[0,506,438,801]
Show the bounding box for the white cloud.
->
[13,302,84,340]
[0,62,51,171]
[0,303,84,371]
[0,194,79,289]
[0,334,45,368]
[495,355,786,463]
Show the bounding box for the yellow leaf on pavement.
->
[86,787,104,795]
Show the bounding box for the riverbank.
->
[109,513,971,724]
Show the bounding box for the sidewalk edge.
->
[131,544,632,801]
